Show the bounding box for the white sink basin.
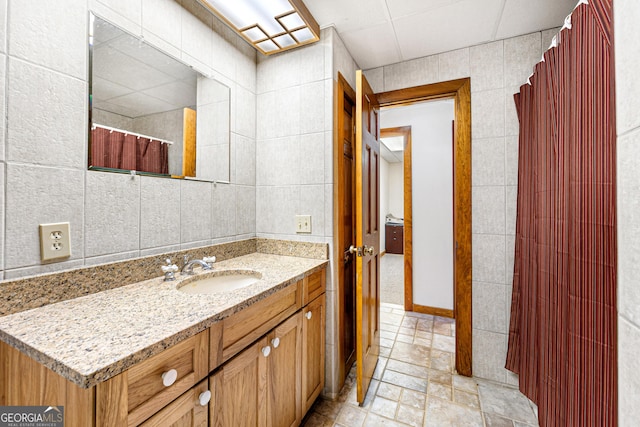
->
[177,270,261,294]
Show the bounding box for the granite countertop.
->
[0,253,327,388]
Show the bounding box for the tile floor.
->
[302,303,539,427]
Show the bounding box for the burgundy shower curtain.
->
[505,1,617,426]
[91,127,169,175]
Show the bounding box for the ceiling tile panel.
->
[303,0,390,33]
[386,0,468,19]
[340,22,402,70]
[393,0,504,60]
[495,0,575,40]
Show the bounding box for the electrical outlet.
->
[39,222,71,262]
[296,215,311,233]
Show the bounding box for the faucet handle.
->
[161,259,179,281]
[203,256,216,266]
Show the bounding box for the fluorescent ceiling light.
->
[381,136,405,152]
[196,0,320,55]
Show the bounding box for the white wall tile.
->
[619,316,640,425]
[615,0,640,133]
[541,27,561,53]
[324,183,333,237]
[235,185,256,235]
[140,176,181,249]
[506,234,515,287]
[472,186,505,235]
[0,0,6,54]
[180,179,213,244]
[505,135,519,186]
[234,133,256,186]
[256,86,301,139]
[472,137,505,186]
[471,89,505,138]
[472,329,507,383]
[212,183,237,238]
[0,162,4,271]
[299,41,326,84]
[363,67,384,93]
[473,282,507,333]
[438,48,469,82]
[256,185,298,235]
[4,164,84,269]
[472,234,506,284]
[470,41,503,92]
[0,55,5,162]
[504,85,521,137]
[300,81,326,135]
[93,0,142,28]
[9,0,86,79]
[298,184,324,237]
[85,171,140,257]
[383,55,438,92]
[256,137,296,186]
[298,133,325,185]
[504,32,541,87]
[7,59,86,168]
[234,85,256,139]
[618,128,640,324]
[505,185,517,236]
[141,0,182,52]
[180,0,213,74]
[210,23,237,81]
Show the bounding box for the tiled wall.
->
[364,28,559,385]
[615,0,640,423]
[0,0,257,280]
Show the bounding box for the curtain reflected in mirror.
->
[88,14,231,182]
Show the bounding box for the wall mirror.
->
[88,14,231,182]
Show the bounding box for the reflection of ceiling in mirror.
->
[92,18,198,119]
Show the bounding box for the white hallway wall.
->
[381,101,454,311]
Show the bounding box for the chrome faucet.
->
[161,259,179,281]
[181,256,216,275]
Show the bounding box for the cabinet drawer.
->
[222,281,302,363]
[303,269,325,306]
[139,379,209,427]
[97,330,209,427]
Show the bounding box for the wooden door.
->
[335,73,357,387]
[268,312,302,427]
[354,70,381,405]
[302,294,326,413]
[210,338,269,427]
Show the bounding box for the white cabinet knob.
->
[305,311,313,320]
[199,390,212,406]
[162,369,178,387]
[262,346,271,357]
[271,337,280,349]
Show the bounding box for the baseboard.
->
[413,304,454,319]
[380,250,387,257]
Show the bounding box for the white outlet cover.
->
[39,222,71,262]
[296,215,312,233]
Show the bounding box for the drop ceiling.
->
[303,0,577,70]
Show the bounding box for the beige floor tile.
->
[397,404,425,427]
[302,412,335,427]
[413,337,432,347]
[424,397,484,427]
[477,381,538,424]
[389,341,430,367]
[381,330,398,340]
[396,333,414,344]
[416,318,434,332]
[428,369,453,385]
[363,412,408,427]
[433,322,453,336]
[381,322,400,333]
[484,412,515,426]
[452,374,479,393]
[370,396,399,419]
[400,389,427,409]
[336,405,367,427]
[377,382,403,401]
[386,359,429,379]
[432,334,456,352]
[454,389,481,409]
[398,326,416,336]
[430,349,453,372]
[373,357,388,380]
[428,381,453,400]
[313,398,342,419]
[381,369,429,393]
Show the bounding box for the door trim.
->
[377,78,472,376]
[380,126,413,311]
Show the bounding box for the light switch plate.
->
[39,222,71,261]
[295,215,311,233]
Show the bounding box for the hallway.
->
[303,303,539,427]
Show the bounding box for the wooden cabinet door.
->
[210,338,269,427]
[268,312,302,427]
[302,294,326,413]
[139,380,209,427]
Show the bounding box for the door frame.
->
[377,78,472,376]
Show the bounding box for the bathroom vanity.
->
[0,253,326,427]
